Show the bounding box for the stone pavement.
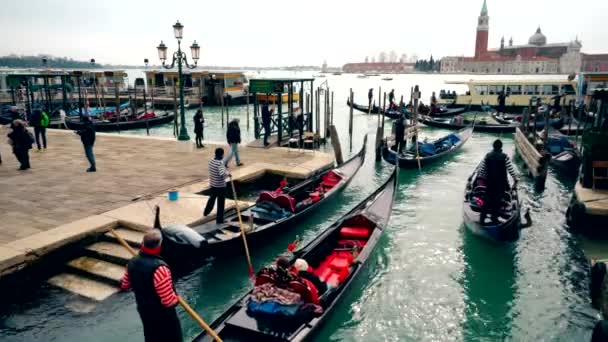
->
[0,127,333,274]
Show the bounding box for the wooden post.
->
[349,89,354,151]
[246,88,250,130]
[331,91,334,127]
[221,90,225,128]
[115,76,121,133]
[330,125,344,165]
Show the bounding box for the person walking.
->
[120,230,182,342]
[261,104,272,147]
[75,116,96,172]
[29,108,48,151]
[204,147,230,224]
[225,118,243,167]
[7,119,34,170]
[368,88,374,110]
[193,109,204,148]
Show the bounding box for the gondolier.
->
[120,230,182,342]
[368,88,373,109]
[477,139,517,224]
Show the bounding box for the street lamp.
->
[157,20,200,141]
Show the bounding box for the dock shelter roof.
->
[249,78,314,94]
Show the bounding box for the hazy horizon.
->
[1,0,606,67]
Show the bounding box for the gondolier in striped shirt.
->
[204,147,230,224]
[120,230,182,342]
[477,139,518,224]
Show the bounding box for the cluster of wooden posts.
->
[514,101,552,189]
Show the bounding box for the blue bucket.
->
[168,190,179,201]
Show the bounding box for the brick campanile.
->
[475,0,489,59]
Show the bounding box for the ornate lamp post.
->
[157,21,200,141]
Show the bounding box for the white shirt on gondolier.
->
[208,158,227,188]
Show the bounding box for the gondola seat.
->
[337,239,367,248]
[257,191,296,213]
[255,273,275,286]
[339,227,371,239]
[289,280,319,304]
[321,170,343,189]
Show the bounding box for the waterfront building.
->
[441,0,608,74]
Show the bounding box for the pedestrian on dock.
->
[193,109,204,148]
[29,108,48,151]
[75,116,96,172]
[226,118,243,167]
[262,103,272,147]
[477,139,518,224]
[204,147,230,224]
[368,88,374,109]
[7,119,33,170]
[389,89,395,108]
[120,230,182,342]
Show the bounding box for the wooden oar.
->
[109,229,224,342]
[229,176,255,279]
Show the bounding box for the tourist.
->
[225,118,243,167]
[294,258,329,295]
[7,119,33,170]
[193,109,204,148]
[497,91,507,115]
[477,139,518,224]
[368,88,374,109]
[58,108,67,129]
[29,108,48,151]
[204,147,230,224]
[394,113,406,153]
[261,104,272,147]
[75,116,96,172]
[120,230,182,342]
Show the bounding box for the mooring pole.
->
[349,88,354,151]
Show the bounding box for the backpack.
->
[41,112,50,127]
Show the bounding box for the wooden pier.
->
[0,128,334,291]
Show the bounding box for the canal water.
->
[0,73,599,341]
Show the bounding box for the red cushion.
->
[340,227,370,239]
[326,272,341,286]
[329,255,352,270]
[316,266,333,282]
[257,191,296,212]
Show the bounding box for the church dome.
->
[528,27,547,46]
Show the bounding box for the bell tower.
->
[475,0,489,59]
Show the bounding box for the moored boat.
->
[463,163,523,242]
[382,127,473,168]
[159,136,368,264]
[192,167,397,342]
[346,99,410,119]
[64,112,175,132]
[419,115,518,133]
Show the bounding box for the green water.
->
[0,72,599,341]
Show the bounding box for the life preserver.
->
[591,261,607,309]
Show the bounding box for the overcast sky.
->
[1,0,606,67]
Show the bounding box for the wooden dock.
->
[514,127,550,187]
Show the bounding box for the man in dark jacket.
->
[29,109,47,151]
[368,88,374,109]
[478,139,518,224]
[225,118,243,167]
[193,109,204,148]
[7,119,33,170]
[121,230,182,342]
[76,116,96,172]
[497,91,507,115]
[394,114,406,153]
[261,104,272,147]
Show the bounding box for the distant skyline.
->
[1,0,607,67]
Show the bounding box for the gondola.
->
[492,112,564,130]
[462,163,522,242]
[382,126,473,168]
[64,112,175,132]
[545,130,581,174]
[192,167,397,342]
[424,106,468,117]
[346,99,409,119]
[159,136,368,264]
[419,115,518,133]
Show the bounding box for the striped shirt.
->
[208,158,227,188]
[478,153,517,180]
[120,265,178,307]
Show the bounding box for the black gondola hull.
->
[65,113,176,132]
[419,116,517,133]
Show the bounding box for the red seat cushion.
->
[326,272,341,286]
[315,265,333,282]
[321,171,343,188]
[257,191,296,212]
[340,227,370,239]
[329,255,352,269]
